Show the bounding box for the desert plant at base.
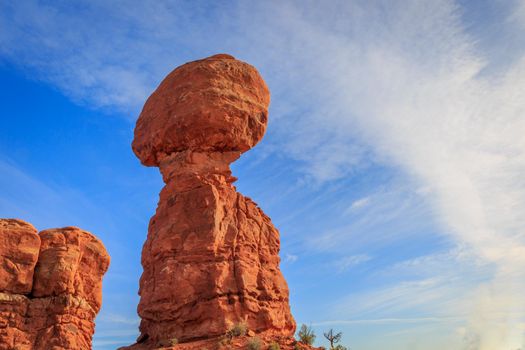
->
[268,341,280,350]
[297,324,316,345]
[323,328,349,350]
[247,336,262,350]
[157,337,178,347]
[219,336,231,346]
[229,321,248,338]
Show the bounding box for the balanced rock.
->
[0,219,110,350]
[132,53,269,166]
[127,54,296,348]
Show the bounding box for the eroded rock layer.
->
[128,54,296,348]
[0,219,110,350]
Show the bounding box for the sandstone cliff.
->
[0,219,110,350]
[125,54,298,349]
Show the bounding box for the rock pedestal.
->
[0,219,110,350]
[127,54,296,348]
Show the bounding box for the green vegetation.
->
[156,337,178,347]
[224,321,248,344]
[219,337,230,346]
[268,341,280,350]
[297,324,316,345]
[296,325,349,349]
[230,321,248,337]
[247,336,262,350]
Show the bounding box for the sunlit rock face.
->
[132,53,269,167]
[128,54,296,348]
[0,219,110,350]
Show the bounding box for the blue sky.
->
[1,1,524,349]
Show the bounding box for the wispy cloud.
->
[284,253,298,263]
[306,182,437,253]
[97,313,140,326]
[0,157,107,230]
[312,316,460,327]
[345,196,371,213]
[0,1,213,113]
[334,254,371,273]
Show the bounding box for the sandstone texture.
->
[123,333,320,350]
[0,220,40,295]
[132,53,269,167]
[0,219,110,350]
[125,54,297,349]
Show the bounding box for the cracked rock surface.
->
[125,54,296,349]
[0,219,110,350]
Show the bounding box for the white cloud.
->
[0,158,106,230]
[96,313,140,326]
[306,182,436,254]
[346,196,371,212]
[285,253,298,263]
[334,254,371,273]
[0,1,209,114]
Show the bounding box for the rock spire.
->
[128,54,296,348]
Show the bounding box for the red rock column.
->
[31,227,110,349]
[131,54,296,346]
[0,220,110,350]
[0,219,40,349]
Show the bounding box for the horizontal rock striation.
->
[0,219,110,350]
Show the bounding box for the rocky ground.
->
[121,332,320,350]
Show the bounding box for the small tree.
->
[297,324,316,345]
[323,329,347,350]
[323,329,341,349]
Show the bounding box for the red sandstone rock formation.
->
[0,219,110,350]
[126,54,297,349]
[0,220,40,295]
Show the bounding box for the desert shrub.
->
[333,346,347,350]
[230,321,248,337]
[219,336,231,346]
[293,343,301,350]
[157,337,178,347]
[247,336,262,350]
[297,324,316,345]
[268,342,280,350]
